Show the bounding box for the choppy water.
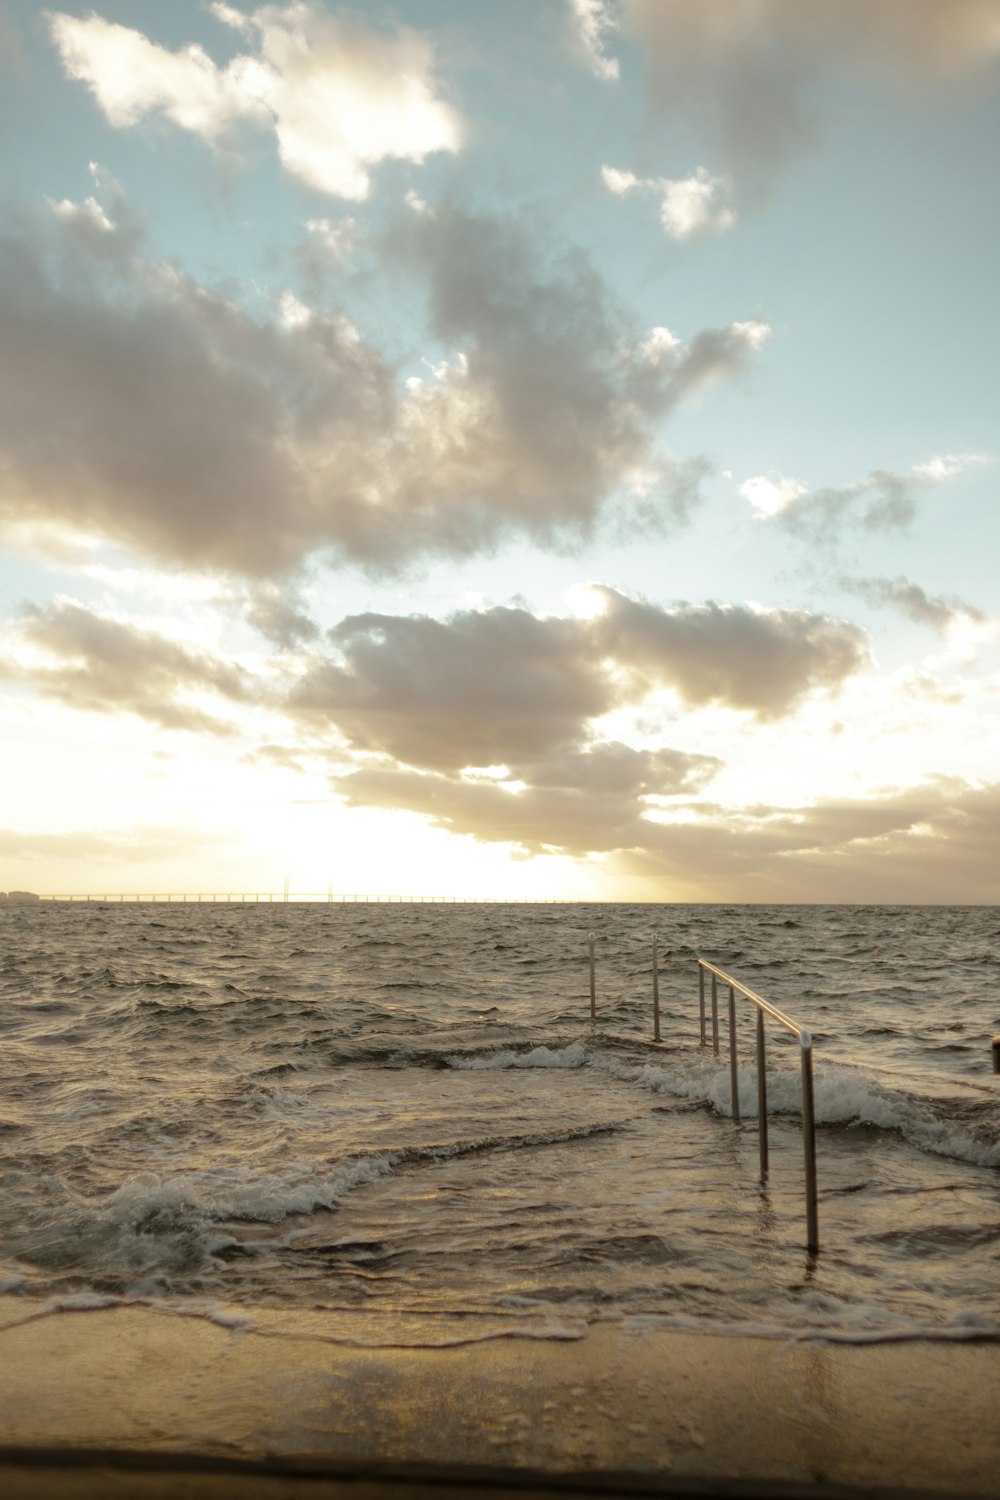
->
[1,902,997,1344]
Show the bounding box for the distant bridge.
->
[35,892,570,904]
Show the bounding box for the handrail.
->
[697,958,819,1253]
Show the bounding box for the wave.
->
[447,1043,588,1070]
[591,1048,1000,1170]
[3,1121,627,1289]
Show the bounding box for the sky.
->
[0,0,998,903]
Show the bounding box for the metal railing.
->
[584,936,818,1249]
[698,958,819,1252]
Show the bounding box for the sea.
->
[1,901,997,1348]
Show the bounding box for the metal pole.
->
[698,964,706,1045]
[756,1007,768,1177]
[711,973,719,1055]
[728,985,740,1122]
[801,1034,819,1252]
[589,931,596,1029]
[652,933,660,1042]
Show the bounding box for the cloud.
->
[589,587,868,719]
[745,453,990,541]
[629,317,771,413]
[332,755,1000,904]
[336,741,720,858]
[739,472,809,520]
[240,584,320,650]
[290,605,613,771]
[48,3,460,199]
[6,583,865,766]
[611,0,1000,186]
[375,204,766,556]
[0,194,399,574]
[839,575,990,634]
[0,195,766,576]
[602,163,736,239]
[912,452,990,482]
[2,601,251,734]
[293,216,358,295]
[613,776,1000,904]
[567,0,620,81]
[286,589,867,780]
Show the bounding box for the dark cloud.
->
[286,590,867,773]
[619,0,1000,188]
[839,575,989,632]
[336,741,720,858]
[591,587,868,719]
[0,205,393,575]
[290,605,610,770]
[612,777,1000,904]
[0,196,767,577]
[3,586,867,761]
[775,468,923,543]
[241,584,321,649]
[5,600,251,734]
[335,757,1000,904]
[286,586,868,872]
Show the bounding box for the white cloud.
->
[740,472,809,519]
[568,0,621,81]
[209,2,253,33]
[911,452,990,481]
[730,320,771,352]
[601,162,736,239]
[600,164,637,195]
[639,326,682,363]
[48,193,115,234]
[658,168,736,238]
[277,289,311,330]
[47,12,265,135]
[48,4,461,200]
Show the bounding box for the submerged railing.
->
[698,957,819,1252]
[586,934,819,1252]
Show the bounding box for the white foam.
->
[448,1043,588,1070]
[593,1051,1000,1169]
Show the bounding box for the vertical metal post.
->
[698,964,706,1045]
[589,931,596,1029]
[801,1034,819,1251]
[652,933,660,1042]
[711,973,719,1055]
[756,1007,768,1177]
[728,985,740,1122]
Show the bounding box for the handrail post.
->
[756,1007,768,1177]
[801,1034,819,1252]
[652,933,661,1042]
[728,985,741,1122]
[589,931,596,1029]
[698,964,706,1045]
[711,973,719,1055]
